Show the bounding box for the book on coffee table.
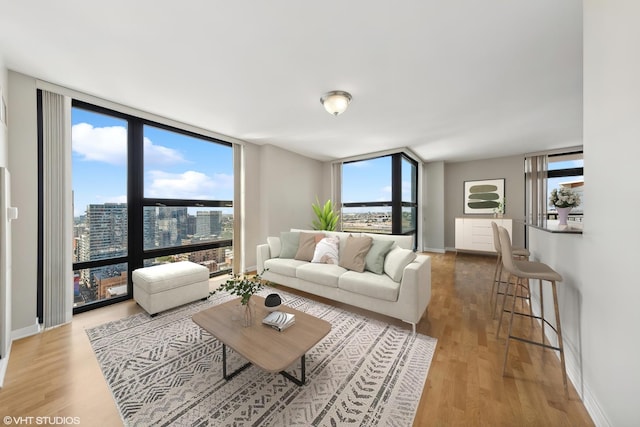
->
[263,311,295,331]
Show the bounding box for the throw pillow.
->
[383,246,417,282]
[339,234,373,273]
[279,231,300,258]
[295,232,325,261]
[365,239,394,274]
[267,236,281,258]
[311,236,340,264]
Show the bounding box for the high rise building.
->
[79,203,128,301]
[142,207,157,250]
[155,207,189,248]
[84,203,128,260]
[196,210,222,237]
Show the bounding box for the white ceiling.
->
[0,0,582,163]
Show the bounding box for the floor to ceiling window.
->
[69,101,233,313]
[341,153,418,248]
[141,124,234,270]
[71,107,130,310]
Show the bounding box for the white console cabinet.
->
[455,217,512,253]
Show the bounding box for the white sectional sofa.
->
[256,229,431,333]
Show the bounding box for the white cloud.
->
[143,137,188,165]
[72,123,186,166]
[146,170,233,199]
[72,123,127,165]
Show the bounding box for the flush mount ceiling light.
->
[320,90,352,116]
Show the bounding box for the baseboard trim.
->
[0,341,11,388]
[527,298,610,427]
[11,318,41,341]
[422,247,445,253]
[581,380,612,427]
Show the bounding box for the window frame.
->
[341,152,418,248]
[65,100,234,314]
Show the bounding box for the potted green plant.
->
[210,271,267,326]
[493,197,506,218]
[312,197,340,231]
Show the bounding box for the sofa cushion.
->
[338,270,400,302]
[296,263,346,288]
[311,236,340,264]
[264,258,307,276]
[294,232,325,261]
[339,234,373,273]
[365,239,394,274]
[279,231,300,258]
[362,233,413,250]
[291,229,359,254]
[267,236,281,258]
[384,246,417,282]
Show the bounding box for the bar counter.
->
[522,219,583,234]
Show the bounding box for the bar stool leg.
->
[551,281,569,397]
[502,276,521,375]
[496,273,513,337]
[539,280,545,348]
[489,254,502,316]
[524,278,533,329]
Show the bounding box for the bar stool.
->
[489,221,530,319]
[496,226,568,396]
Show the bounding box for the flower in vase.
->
[549,187,581,209]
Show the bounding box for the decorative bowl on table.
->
[264,293,282,312]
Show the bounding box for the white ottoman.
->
[132,261,210,315]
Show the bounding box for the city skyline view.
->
[71,106,235,308]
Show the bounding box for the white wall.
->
[0,56,7,166]
[580,2,640,425]
[423,161,445,252]
[0,56,9,385]
[242,142,261,272]
[444,155,526,249]
[257,143,323,242]
[7,71,39,334]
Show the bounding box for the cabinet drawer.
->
[471,234,493,245]
[470,225,493,236]
[455,217,512,253]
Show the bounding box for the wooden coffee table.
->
[192,295,331,386]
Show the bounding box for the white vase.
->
[556,207,572,226]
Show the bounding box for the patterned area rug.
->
[86,288,437,426]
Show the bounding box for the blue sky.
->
[342,157,391,203]
[342,156,415,203]
[72,108,233,217]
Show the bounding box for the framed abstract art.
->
[463,178,505,214]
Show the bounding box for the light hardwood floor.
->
[0,252,595,426]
